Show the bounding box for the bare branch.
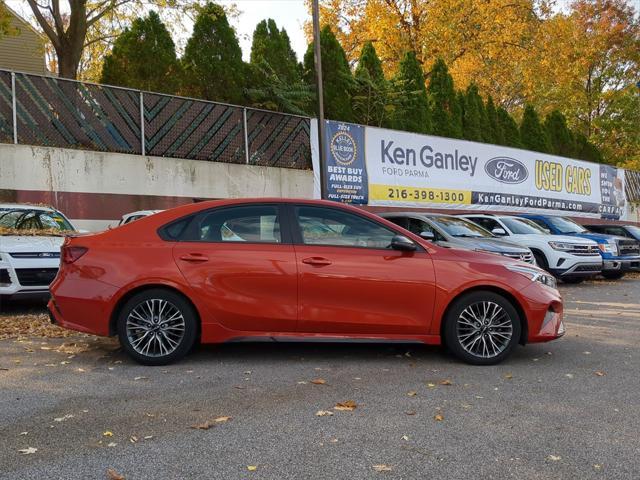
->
[25,0,61,49]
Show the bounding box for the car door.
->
[291,205,436,335]
[172,204,298,333]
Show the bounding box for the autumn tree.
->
[428,58,461,139]
[303,25,353,122]
[181,3,245,104]
[352,41,390,127]
[100,12,179,94]
[520,105,551,154]
[389,51,431,134]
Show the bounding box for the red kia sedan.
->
[48,199,564,366]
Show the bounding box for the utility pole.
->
[312,0,327,199]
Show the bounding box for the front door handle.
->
[302,256,332,266]
[179,253,209,263]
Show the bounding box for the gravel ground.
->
[1,277,639,480]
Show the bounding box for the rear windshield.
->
[0,208,74,235]
[428,216,492,238]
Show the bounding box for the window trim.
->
[158,203,292,245]
[289,204,423,252]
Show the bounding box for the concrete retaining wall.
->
[0,144,314,231]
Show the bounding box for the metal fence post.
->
[11,72,17,144]
[243,108,250,164]
[140,91,145,155]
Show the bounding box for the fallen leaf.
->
[247,466,257,471]
[373,464,392,472]
[401,435,409,441]
[565,374,574,379]
[54,414,74,422]
[214,416,231,423]
[407,391,417,397]
[334,400,357,411]
[18,447,37,455]
[434,414,444,421]
[594,371,606,377]
[315,410,334,417]
[133,376,147,381]
[311,379,326,385]
[439,379,453,386]
[143,435,153,439]
[426,383,436,388]
[593,464,602,470]
[107,442,117,447]
[504,373,513,380]
[129,436,138,443]
[103,431,113,437]
[106,468,125,480]
[19,432,28,436]
[405,411,416,416]
[547,455,562,461]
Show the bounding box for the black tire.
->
[532,251,549,271]
[443,291,522,366]
[117,288,198,366]
[602,271,625,280]
[561,277,585,284]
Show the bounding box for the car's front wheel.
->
[117,289,198,365]
[444,291,521,365]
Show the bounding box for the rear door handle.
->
[179,253,209,263]
[302,256,332,266]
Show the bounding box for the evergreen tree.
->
[574,132,603,163]
[544,110,576,158]
[485,95,500,144]
[520,104,551,153]
[181,3,245,104]
[250,19,300,84]
[303,26,353,122]
[390,51,431,133]
[427,58,459,138]
[352,42,389,127]
[496,107,522,148]
[462,84,485,142]
[101,11,179,94]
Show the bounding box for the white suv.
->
[461,214,602,283]
[0,204,77,300]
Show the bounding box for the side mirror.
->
[391,235,417,252]
[492,227,507,236]
[419,231,435,241]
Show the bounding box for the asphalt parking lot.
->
[1,277,639,480]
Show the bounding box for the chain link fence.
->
[0,69,312,170]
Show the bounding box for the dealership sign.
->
[313,120,629,220]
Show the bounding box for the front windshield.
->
[546,216,587,234]
[501,217,547,235]
[429,216,492,238]
[0,208,74,233]
[625,225,640,238]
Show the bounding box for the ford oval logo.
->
[485,157,528,184]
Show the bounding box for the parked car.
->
[118,210,163,226]
[49,199,564,366]
[521,214,640,280]
[460,214,602,283]
[0,204,77,299]
[584,223,640,242]
[379,212,535,264]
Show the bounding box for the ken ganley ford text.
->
[380,140,478,177]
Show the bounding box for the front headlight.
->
[598,241,618,255]
[548,241,576,251]
[505,264,557,289]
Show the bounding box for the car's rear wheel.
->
[117,289,198,365]
[444,291,521,365]
[602,271,625,280]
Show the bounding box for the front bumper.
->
[549,262,602,278]
[519,282,564,343]
[601,257,640,273]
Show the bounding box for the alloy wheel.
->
[126,299,186,358]
[456,301,513,359]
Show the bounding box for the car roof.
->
[380,212,449,218]
[0,203,56,212]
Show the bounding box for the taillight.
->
[62,246,88,264]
